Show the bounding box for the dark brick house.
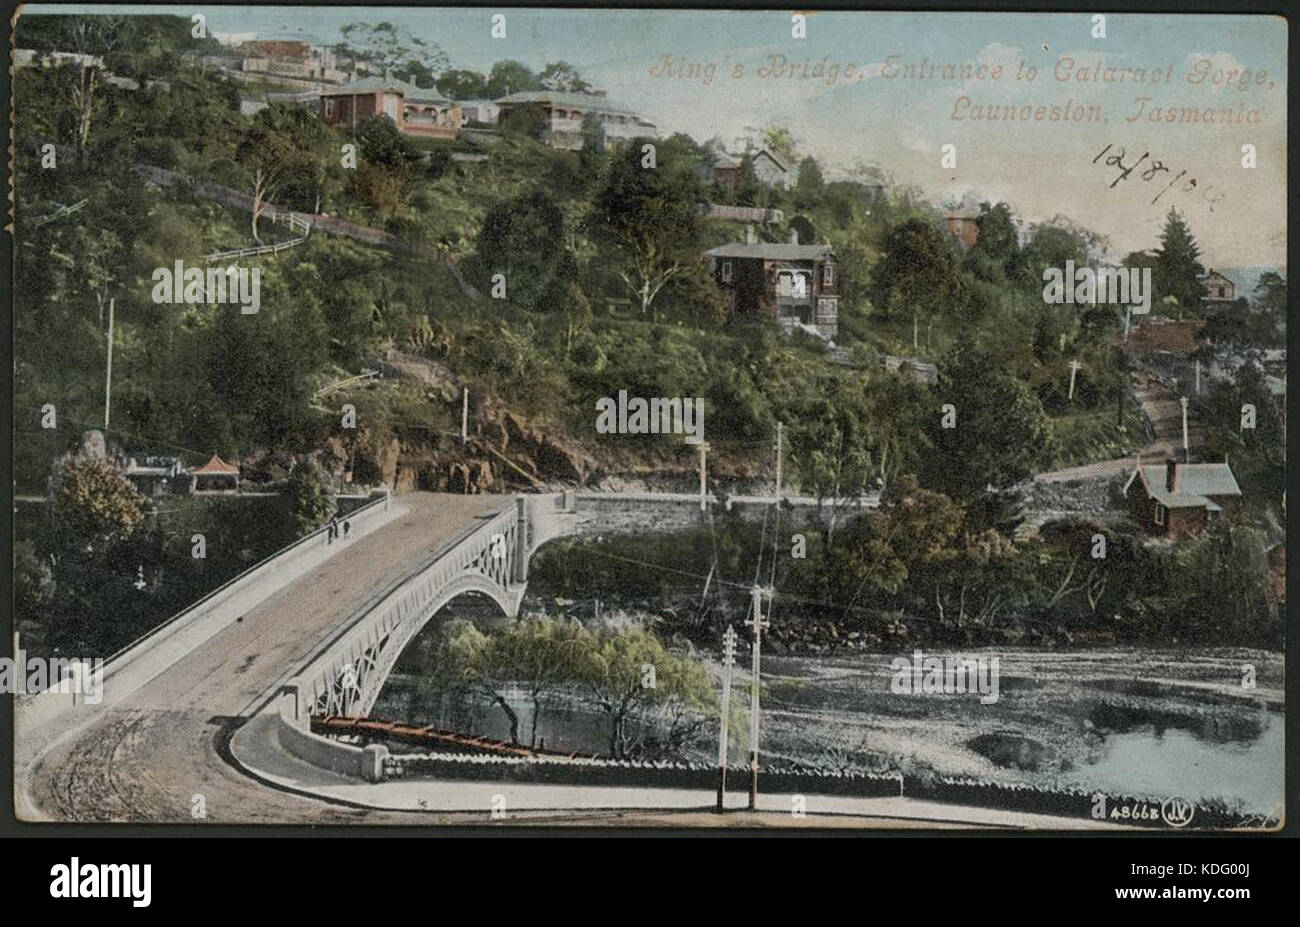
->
[1124,459,1242,538]
[705,230,839,338]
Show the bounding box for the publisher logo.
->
[1161,795,1196,828]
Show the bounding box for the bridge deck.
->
[21,493,503,823]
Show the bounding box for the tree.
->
[476,190,568,309]
[482,618,592,748]
[498,101,548,140]
[927,342,1052,498]
[787,380,878,545]
[589,138,704,319]
[1252,271,1286,334]
[841,474,964,602]
[334,22,448,84]
[971,202,1019,274]
[284,461,336,532]
[1152,208,1207,314]
[486,60,541,98]
[1199,364,1284,505]
[426,620,525,744]
[1163,519,1278,644]
[734,152,763,206]
[794,156,824,206]
[53,16,126,157]
[761,123,798,164]
[580,626,716,759]
[435,68,488,100]
[538,60,592,93]
[234,117,314,244]
[54,457,146,547]
[1011,225,1088,293]
[355,113,417,170]
[869,219,960,322]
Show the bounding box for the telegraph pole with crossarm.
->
[716,624,738,812]
[745,586,770,810]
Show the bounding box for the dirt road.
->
[1035,371,1207,483]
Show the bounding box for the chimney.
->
[790,227,799,245]
[1166,457,1179,493]
[745,224,756,245]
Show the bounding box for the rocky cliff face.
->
[310,403,773,496]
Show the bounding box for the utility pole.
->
[745,586,769,810]
[912,311,918,351]
[774,421,783,500]
[1123,304,1132,341]
[716,624,738,813]
[1068,359,1081,401]
[103,297,115,429]
[461,387,469,444]
[1194,358,1201,396]
[697,441,710,512]
[1180,395,1190,462]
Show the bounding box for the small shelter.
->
[190,454,241,493]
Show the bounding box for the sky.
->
[29,6,1289,267]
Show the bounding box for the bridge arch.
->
[291,500,537,720]
[345,574,516,718]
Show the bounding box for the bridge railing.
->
[282,501,520,723]
[17,491,394,730]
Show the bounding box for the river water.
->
[374,624,1284,815]
[1061,713,1283,813]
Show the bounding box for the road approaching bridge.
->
[19,493,505,823]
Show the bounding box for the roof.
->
[243,40,312,59]
[494,90,637,115]
[1135,463,1241,509]
[706,242,834,261]
[320,76,452,105]
[749,148,791,172]
[192,454,240,476]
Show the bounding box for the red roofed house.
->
[190,454,241,494]
[319,76,462,138]
[1124,458,1242,538]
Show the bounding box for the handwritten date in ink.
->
[1091,143,1227,212]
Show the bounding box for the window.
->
[779,272,809,299]
[1154,502,1166,526]
[823,263,834,287]
[721,261,732,283]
